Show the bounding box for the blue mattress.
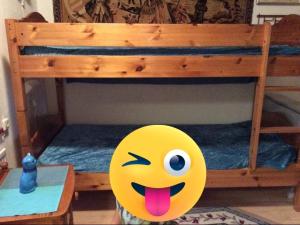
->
[21,45,300,56]
[38,122,296,172]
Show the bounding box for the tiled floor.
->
[73,188,300,224]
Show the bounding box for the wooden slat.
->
[75,172,110,191]
[19,55,262,78]
[265,86,300,92]
[74,165,300,191]
[249,23,271,171]
[268,56,300,76]
[260,126,300,134]
[15,23,265,47]
[207,165,300,188]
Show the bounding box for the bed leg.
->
[294,183,300,212]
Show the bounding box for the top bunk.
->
[5,13,300,78]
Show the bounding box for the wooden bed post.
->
[5,19,31,157]
[249,23,272,171]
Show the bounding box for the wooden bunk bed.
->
[5,12,300,211]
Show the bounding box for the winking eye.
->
[122,152,151,167]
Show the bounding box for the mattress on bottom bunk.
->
[38,122,296,172]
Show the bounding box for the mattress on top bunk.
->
[21,45,300,56]
[38,122,296,172]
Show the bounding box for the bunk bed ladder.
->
[249,23,272,171]
[249,22,300,171]
[263,77,300,213]
[249,25,300,211]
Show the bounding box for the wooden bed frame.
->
[5,12,300,211]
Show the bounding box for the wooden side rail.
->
[75,165,300,191]
[6,21,268,79]
[15,23,265,47]
[268,56,300,76]
[261,127,300,134]
[18,55,262,78]
[265,86,300,92]
[249,23,271,171]
[10,19,300,78]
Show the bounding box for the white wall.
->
[65,83,254,124]
[0,0,38,167]
[252,3,300,24]
[37,0,54,22]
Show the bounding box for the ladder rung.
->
[260,126,300,134]
[265,86,300,92]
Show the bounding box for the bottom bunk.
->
[38,121,296,172]
[36,121,299,191]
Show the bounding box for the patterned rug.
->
[174,207,272,225]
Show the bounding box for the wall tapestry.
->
[53,0,253,24]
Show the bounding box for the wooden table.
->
[0,165,75,225]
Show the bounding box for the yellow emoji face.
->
[109,125,206,222]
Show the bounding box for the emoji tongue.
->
[145,187,170,216]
